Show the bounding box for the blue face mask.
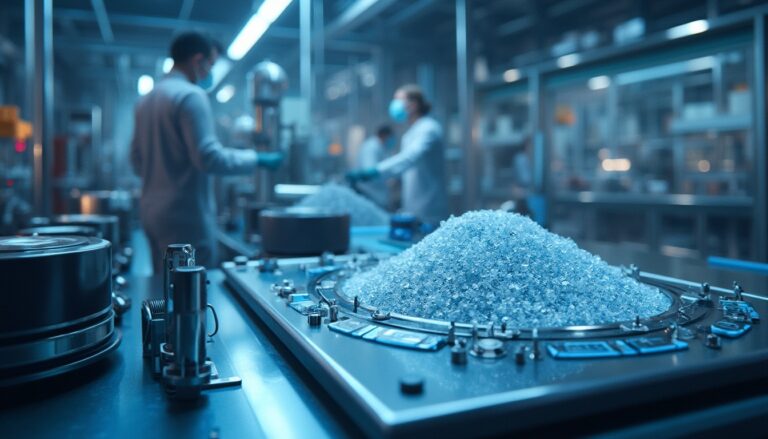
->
[198,72,213,91]
[388,99,408,123]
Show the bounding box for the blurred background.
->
[1,0,767,264]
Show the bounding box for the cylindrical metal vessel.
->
[171,266,208,371]
[0,235,118,386]
[259,207,350,256]
[163,244,195,351]
[18,225,98,238]
[73,190,133,246]
[50,214,120,248]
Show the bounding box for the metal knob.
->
[705,333,722,349]
[529,328,542,361]
[399,374,424,395]
[450,339,467,365]
[308,312,322,327]
[328,303,339,323]
[447,321,456,347]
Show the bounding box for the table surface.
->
[1,230,766,438]
[0,271,361,439]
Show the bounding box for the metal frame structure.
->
[479,7,768,260]
[25,0,53,216]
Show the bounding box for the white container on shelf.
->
[728,90,750,115]
[496,116,514,138]
[682,102,716,120]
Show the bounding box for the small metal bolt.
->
[447,321,456,346]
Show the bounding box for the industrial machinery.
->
[0,106,33,235]
[216,61,289,238]
[34,213,133,274]
[0,235,120,386]
[18,221,132,321]
[249,60,288,204]
[259,207,350,256]
[69,189,135,249]
[223,253,767,438]
[141,244,241,399]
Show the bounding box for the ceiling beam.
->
[90,0,113,42]
[179,0,195,21]
[496,15,534,37]
[546,0,600,17]
[55,37,167,56]
[54,8,234,34]
[387,0,439,27]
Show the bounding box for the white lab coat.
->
[376,116,448,224]
[356,136,389,208]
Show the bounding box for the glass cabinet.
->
[545,37,755,258]
[477,83,532,205]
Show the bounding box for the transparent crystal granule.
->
[296,183,390,227]
[343,210,671,327]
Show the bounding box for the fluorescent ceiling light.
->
[503,69,520,83]
[162,57,174,74]
[227,0,293,60]
[557,53,580,69]
[216,84,236,103]
[588,75,611,90]
[666,19,709,40]
[137,75,154,95]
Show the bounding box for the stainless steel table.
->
[0,271,360,439]
[2,236,766,438]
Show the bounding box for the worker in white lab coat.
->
[130,32,283,272]
[355,125,395,208]
[347,85,449,225]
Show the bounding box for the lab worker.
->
[348,85,448,225]
[355,125,395,208]
[131,31,282,272]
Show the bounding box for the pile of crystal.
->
[296,183,390,226]
[342,210,670,327]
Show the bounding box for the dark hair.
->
[170,31,223,64]
[399,84,431,115]
[376,125,393,138]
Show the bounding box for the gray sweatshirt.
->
[130,71,257,254]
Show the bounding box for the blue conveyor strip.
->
[707,256,768,275]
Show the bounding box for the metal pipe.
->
[456,0,476,212]
[754,15,767,261]
[90,0,114,43]
[300,0,312,124]
[25,0,53,216]
[312,0,325,121]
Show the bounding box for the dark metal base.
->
[0,330,121,387]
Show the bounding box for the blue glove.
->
[345,167,379,182]
[256,151,284,170]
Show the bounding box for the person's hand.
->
[345,167,379,182]
[256,151,284,170]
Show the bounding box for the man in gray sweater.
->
[131,31,282,272]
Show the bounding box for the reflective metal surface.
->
[0,312,115,369]
[222,248,768,438]
[0,272,357,438]
[0,235,112,337]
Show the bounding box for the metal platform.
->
[223,254,768,438]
